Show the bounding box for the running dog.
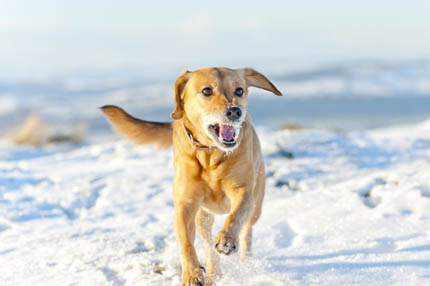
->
[102,67,282,285]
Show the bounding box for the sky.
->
[1,0,430,80]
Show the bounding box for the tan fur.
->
[101,105,172,149]
[102,67,282,286]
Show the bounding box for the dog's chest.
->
[194,150,245,214]
[197,157,232,214]
[195,150,226,170]
[201,186,231,214]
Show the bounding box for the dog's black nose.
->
[225,106,242,121]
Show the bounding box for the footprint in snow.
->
[0,224,10,232]
[274,222,296,249]
[417,184,430,198]
[356,177,386,208]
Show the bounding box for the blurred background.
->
[1,0,430,144]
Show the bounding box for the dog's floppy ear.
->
[170,69,191,120]
[239,68,282,96]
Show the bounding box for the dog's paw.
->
[182,267,205,286]
[205,272,221,286]
[215,230,238,255]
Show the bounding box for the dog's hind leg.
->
[239,204,262,257]
[240,172,265,257]
[195,208,221,285]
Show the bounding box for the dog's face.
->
[171,67,282,152]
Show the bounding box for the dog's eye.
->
[234,87,244,97]
[202,87,213,96]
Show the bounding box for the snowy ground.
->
[1,119,429,286]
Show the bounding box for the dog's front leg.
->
[215,187,253,255]
[174,183,205,286]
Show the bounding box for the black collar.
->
[182,121,213,151]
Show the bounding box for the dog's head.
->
[171,67,282,152]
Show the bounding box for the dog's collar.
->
[182,122,213,151]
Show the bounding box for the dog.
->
[102,67,282,285]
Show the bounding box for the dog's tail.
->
[101,105,173,149]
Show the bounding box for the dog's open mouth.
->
[208,123,238,148]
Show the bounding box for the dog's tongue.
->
[220,125,235,142]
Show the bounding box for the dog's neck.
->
[182,121,213,151]
[179,116,250,170]
[180,115,248,155]
[181,117,214,151]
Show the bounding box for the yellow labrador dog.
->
[102,67,282,285]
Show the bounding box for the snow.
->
[1,119,429,286]
[275,60,430,98]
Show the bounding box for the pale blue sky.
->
[1,0,429,79]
